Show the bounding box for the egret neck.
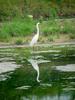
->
[36,23,39,35]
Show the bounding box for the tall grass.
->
[40,18,75,41]
[41,18,75,34]
[0,18,75,42]
[0,18,35,41]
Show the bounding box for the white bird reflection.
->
[28,59,40,82]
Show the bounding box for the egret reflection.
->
[28,59,40,82]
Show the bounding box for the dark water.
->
[0,44,75,100]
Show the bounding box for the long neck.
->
[36,24,39,35]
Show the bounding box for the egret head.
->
[36,22,40,28]
[37,22,40,25]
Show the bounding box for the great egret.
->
[28,59,40,82]
[30,22,40,46]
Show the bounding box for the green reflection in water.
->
[0,45,75,100]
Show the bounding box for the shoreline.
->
[0,41,75,49]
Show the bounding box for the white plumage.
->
[30,22,40,46]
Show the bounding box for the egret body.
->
[30,22,40,46]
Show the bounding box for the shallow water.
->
[0,44,75,100]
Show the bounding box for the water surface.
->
[0,44,75,100]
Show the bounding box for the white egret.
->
[30,22,40,47]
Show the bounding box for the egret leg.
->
[33,46,35,59]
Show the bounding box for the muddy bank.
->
[0,41,75,49]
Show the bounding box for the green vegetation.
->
[0,0,75,44]
[0,18,75,43]
[0,0,75,21]
[0,18,35,41]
